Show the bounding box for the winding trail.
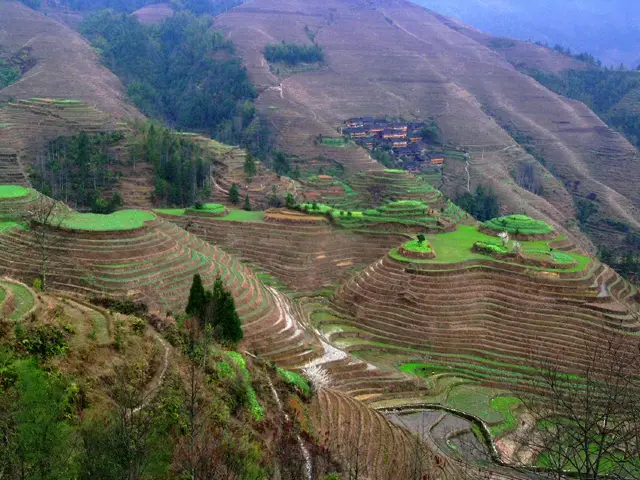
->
[133,329,170,414]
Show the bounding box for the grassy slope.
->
[60,210,156,231]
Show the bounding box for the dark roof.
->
[343,127,366,134]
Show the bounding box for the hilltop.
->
[0,1,141,119]
[214,0,640,254]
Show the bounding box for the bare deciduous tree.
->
[513,336,640,479]
[18,195,68,290]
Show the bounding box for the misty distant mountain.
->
[412,0,640,68]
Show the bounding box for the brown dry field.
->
[0,1,142,119]
[215,0,640,251]
[132,3,175,25]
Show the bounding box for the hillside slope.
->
[0,1,141,119]
[215,0,640,252]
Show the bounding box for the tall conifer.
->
[186,274,205,317]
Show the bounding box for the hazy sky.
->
[413,0,640,67]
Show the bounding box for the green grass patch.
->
[211,210,265,222]
[0,185,30,199]
[420,225,590,272]
[277,368,312,397]
[227,352,264,421]
[1,282,35,321]
[321,137,347,147]
[489,396,520,437]
[154,208,186,216]
[90,312,110,345]
[384,169,405,173]
[483,214,553,235]
[60,210,156,231]
[402,239,432,253]
[187,203,226,215]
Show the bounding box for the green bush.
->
[264,42,324,65]
[483,214,553,235]
[277,368,312,397]
[17,324,68,360]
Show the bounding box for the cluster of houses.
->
[341,117,444,170]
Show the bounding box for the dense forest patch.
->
[30,131,124,212]
[0,60,20,89]
[80,11,267,151]
[525,68,640,147]
[264,43,325,66]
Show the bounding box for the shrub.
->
[264,42,324,65]
[18,324,68,360]
[32,278,43,292]
[91,296,148,316]
[129,317,146,335]
[277,368,312,398]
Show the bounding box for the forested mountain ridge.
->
[0,1,142,118]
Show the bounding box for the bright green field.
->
[154,208,186,216]
[155,208,264,222]
[0,185,30,199]
[188,203,226,214]
[60,210,156,231]
[483,214,553,235]
[213,210,264,222]
[402,239,432,253]
[1,281,35,321]
[423,225,589,272]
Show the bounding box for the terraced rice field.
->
[60,210,156,230]
[158,210,406,291]
[0,279,36,321]
[0,212,322,369]
[331,223,639,399]
[0,185,30,198]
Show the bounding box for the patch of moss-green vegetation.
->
[212,210,265,222]
[420,225,589,272]
[474,240,509,255]
[0,221,21,234]
[489,396,520,437]
[0,61,20,89]
[154,208,186,216]
[483,214,553,235]
[402,239,432,253]
[301,200,444,230]
[0,185,30,199]
[277,368,312,397]
[227,352,264,421]
[1,282,35,321]
[60,210,156,231]
[90,312,110,345]
[384,169,405,173]
[188,203,226,215]
[321,137,347,147]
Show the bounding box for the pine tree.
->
[228,183,240,205]
[218,291,243,344]
[186,274,206,317]
[243,153,257,182]
[243,194,252,211]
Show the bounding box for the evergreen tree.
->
[186,274,206,317]
[285,193,296,209]
[243,194,252,211]
[217,292,243,344]
[228,183,241,205]
[243,153,257,182]
[273,152,290,175]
